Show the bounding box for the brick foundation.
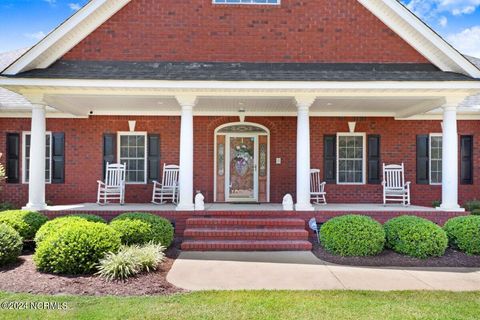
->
[1,116,479,208]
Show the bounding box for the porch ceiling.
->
[40,94,449,118]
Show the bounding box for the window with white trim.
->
[118,132,147,184]
[213,0,280,4]
[337,133,366,184]
[22,132,52,184]
[429,134,442,185]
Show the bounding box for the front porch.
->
[45,202,436,213]
[41,203,465,244]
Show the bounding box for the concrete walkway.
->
[166,251,480,291]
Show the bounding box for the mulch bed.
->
[0,240,184,296]
[311,241,480,268]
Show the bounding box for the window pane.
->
[337,135,364,183]
[24,134,51,183]
[119,134,146,183]
[430,136,443,184]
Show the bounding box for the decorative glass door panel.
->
[227,136,257,201]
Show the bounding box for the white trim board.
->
[1,0,479,78]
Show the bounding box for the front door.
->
[225,135,258,202]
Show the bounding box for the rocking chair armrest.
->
[404,181,411,188]
[381,180,386,186]
[152,180,162,187]
[97,180,105,186]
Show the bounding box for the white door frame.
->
[214,122,270,203]
[225,133,259,202]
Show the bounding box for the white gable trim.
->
[1,0,479,78]
[2,0,131,75]
[358,0,480,78]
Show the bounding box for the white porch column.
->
[439,105,463,211]
[176,96,197,211]
[295,97,316,211]
[25,105,47,211]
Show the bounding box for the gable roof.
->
[1,0,480,78]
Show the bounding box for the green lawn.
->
[0,291,479,320]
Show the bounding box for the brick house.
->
[1,0,480,218]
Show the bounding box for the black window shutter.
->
[103,134,116,179]
[367,135,381,184]
[51,133,65,184]
[324,135,336,183]
[416,135,429,184]
[460,135,473,185]
[6,133,20,183]
[148,134,161,182]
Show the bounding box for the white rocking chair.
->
[152,164,180,204]
[97,162,126,205]
[310,169,327,205]
[382,163,411,206]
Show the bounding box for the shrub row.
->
[32,212,173,275]
[320,214,480,259]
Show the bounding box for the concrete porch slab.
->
[166,251,480,291]
[45,202,437,212]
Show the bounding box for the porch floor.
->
[45,202,436,212]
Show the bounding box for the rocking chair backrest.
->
[383,163,405,189]
[105,162,126,187]
[310,169,323,193]
[162,164,179,188]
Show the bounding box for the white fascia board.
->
[2,0,131,75]
[1,78,480,92]
[357,0,480,78]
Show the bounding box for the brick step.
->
[181,240,312,251]
[184,228,309,240]
[186,218,306,229]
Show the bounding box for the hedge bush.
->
[444,216,480,255]
[110,219,153,245]
[111,213,174,247]
[70,214,106,224]
[34,216,85,245]
[471,209,480,216]
[384,216,448,259]
[465,200,480,212]
[33,220,121,274]
[0,210,48,240]
[319,215,385,257]
[0,223,23,266]
[0,203,16,212]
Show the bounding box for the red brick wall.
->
[62,0,429,64]
[1,116,479,207]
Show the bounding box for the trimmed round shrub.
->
[319,215,385,257]
[111,213,174,247]
[110,219,153,245]
[384,216,448,259]
[444,216,480,255]
[471,209,480,216]
[70,214,106,224]
[0,210,48,240]
[0,223,23,266]
[34,216,85,245]
[33,220,121,274]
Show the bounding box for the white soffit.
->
[1,0,480,78]
[358,0,480,78]
[2,0,131,75]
